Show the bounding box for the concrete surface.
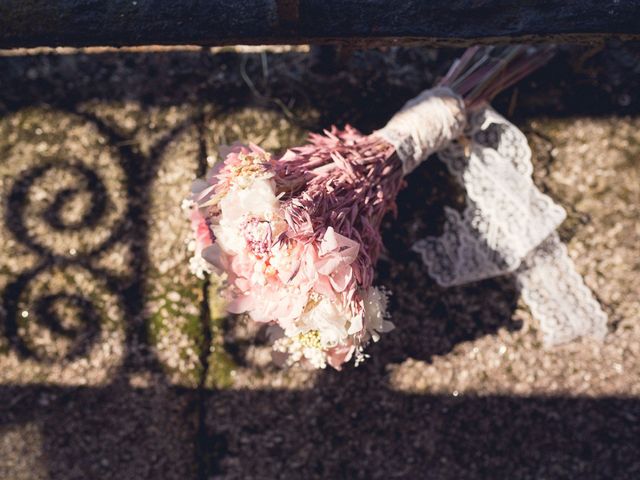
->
[0,44,638,479]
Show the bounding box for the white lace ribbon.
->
[517,233,607,345]
[381,92,607,346]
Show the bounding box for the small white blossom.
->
[189,254,212,279]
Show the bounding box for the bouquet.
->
[186,46,554,369]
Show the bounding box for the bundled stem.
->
[441,45,555,109]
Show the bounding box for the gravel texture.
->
[0,43,638,479]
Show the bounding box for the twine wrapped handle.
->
[375,45,555,176]
[375,87,466,175]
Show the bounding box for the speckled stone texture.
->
[0,44,638,479]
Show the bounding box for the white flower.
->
[211,217,245,255]
[286,297,350,348]
[189,254,212,279]
[212,178,280,254]
[221,178,279,219]
[362,287,394,342]
[181,198,195,212]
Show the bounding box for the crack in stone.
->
[195,278,212,480]
[194,113,215,480]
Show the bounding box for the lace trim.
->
[517,233,608,345]
[413,107,607,345]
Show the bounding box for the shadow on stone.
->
[0,44,638,479]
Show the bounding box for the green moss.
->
[207,344,235,390]
[147,309,163,346]
[146,273,206,388]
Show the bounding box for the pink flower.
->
[190,208,213,254]
[315,227,359,293]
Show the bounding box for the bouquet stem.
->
[441,45,555,109]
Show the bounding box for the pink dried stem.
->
[273,128,402,288]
